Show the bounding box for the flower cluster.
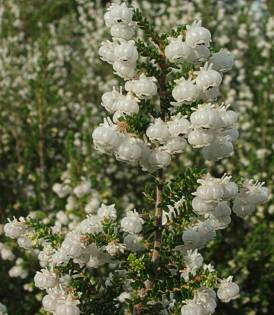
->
[181,174,268,251]
[99,3,137,79]
[93,3,237,173]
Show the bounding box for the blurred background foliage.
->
[0,0,273,314]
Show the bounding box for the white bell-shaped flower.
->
[214,201,231,217]
[121,210,144,234]
[79,215,103,234]
[195,288,217,314]
[114,40,138,65]
[222,180,238,200]
[184,249,204,270]
[201,85,219,101]
[164,137,187,154]
[146,118,170,143]
[42,294,58,313]
[17,235,32,250]
[210,49,234,72]
[101,89,120,113]
[92,122,122,154]
[222,128,239,142]
[85,195,101,214]
[110,23,135,40]
[192,197,216,216]
[165,36,193,62]
[113,61,136,80]
[209,215,231,230]
[219,109,238,128]
[196,180,224,201]
[195,63,222,91]
[168,114,190,136]
[232,198,256,218]
[4,218,26,239]
[42,288,66,313]
[201,140,234,161]
[190,105,221,129]
[239,180,269,205]
[34,269,58,290]
[125,74,157,99]
[0,303,7,315]
[99,40,117,64]
[181,300,206,315]
[196,63,222,91]
[115,93,139,114]
[104,3,133,27]
[197,220,216,245]
[189,46,210,63]
[97,204,117,221]
[172,78,201,104]
[149,150,171,169]
[186,20,211,48]
[52,183,71,198]
[61,233,85,258]
[123,234,144,252]
[217,276,240,303]
[116,138,142,165]
[182,228,201,249]
[188,129,214,148]
[55,298,80,315]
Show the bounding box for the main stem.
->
[151,42,168,266]
[151,169,163,265]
